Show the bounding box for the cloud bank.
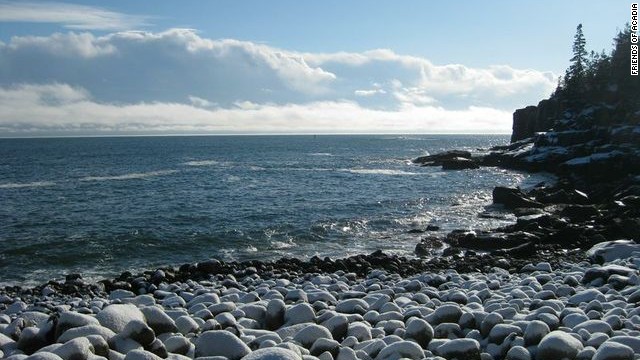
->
[0,29,556,135]
[0,1,150,30]
[0,83,512,134]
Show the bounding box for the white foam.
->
[308,152,334,156]
[270,239,297,249]
[342,169,421,176]
[183,160,219,166]
[80,170,178,181]
[0,181,56,189]
[224,175,241,182]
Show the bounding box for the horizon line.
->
[0,132,512,140]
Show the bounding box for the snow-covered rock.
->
[592,342,634,360]
[96,304,146,333]
[374,340,424,360]
[293,325,332,348]
[536,331,584,360]
[434,339,481,360]
[194,330,251,359]
[587,240,640,263]
[241,347,302,360]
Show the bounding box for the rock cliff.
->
[510,99,565,142]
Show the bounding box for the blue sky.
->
[0,0,632,135]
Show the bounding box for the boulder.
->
[413,150,472,165]
[434,339,481,360]
[140,306,178,334]
[493,187,544,210]
[284,303,315,325]
[194,330,251,359]
[592,342,634,360]
[292,324,332,348]
[586,240,640,263]
[55,312,99,340]
[51,337,94,360]
[536,331,583,360]
[404,318,433,348]
[96,304,146,333]
[441,157,479,170]
[265,299,286,330]
[57,325,115,343]
[241,348,302,360]
[123,349,163,360]
[374,341,424,360]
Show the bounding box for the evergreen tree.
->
[564,24,588,102]
[550,22,639,120]
[610,24,639,112]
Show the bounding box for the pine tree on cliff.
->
[563,24,588,107]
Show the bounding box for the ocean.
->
[0,135,551,285]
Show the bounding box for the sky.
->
[0,1,631,136]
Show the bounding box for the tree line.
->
[553,23,639,118]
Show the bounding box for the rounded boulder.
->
[195,330,251,360]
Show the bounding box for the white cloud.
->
[0,84,512,135]
[8,32,115,58]
[303,48,556,108]
[188,96,217,108]
[0,1,150,31]
[0,29,558,135]
[0,29,336,102]
[354,89,386,97]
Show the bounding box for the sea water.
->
[0,135,552,285]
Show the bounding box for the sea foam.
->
[342,169,421,176]
[0,181,56,189]
[80,170,178,181]
[183,160,220,166]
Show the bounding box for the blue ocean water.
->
[0,135,550,285]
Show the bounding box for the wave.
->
[270,240,297,249]
[224,175,241,182]
[341,169,422,176]
[80,170,178,182]
[308,153,334,156]
[0,181,56,189]
[183,160,220,166]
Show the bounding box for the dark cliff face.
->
[510,99,564,143]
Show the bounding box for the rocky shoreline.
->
[1,239,640,360]
[412,109,640,266]
[2,103,640,360]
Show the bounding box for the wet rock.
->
[493,187,544,210]
[441,157,480,170]
[413,150,472,166]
